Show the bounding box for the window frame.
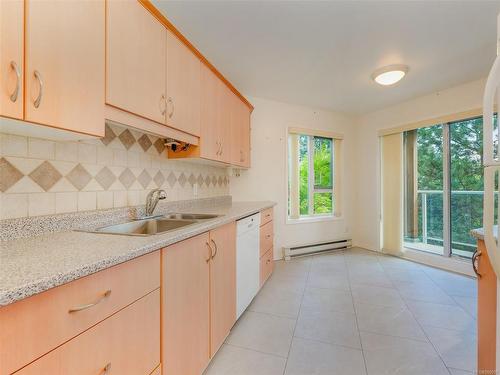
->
[286,127,343,224]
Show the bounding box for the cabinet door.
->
[107,0,166,124]
[209,222,237,356]
[25,0,104,136]
[217,82,232,164]
[240,102,251,168]
[166,29,201,136]
[162,234,211,375]
[200,64,220,161]
[0,0,23,119]
[229,95,251,167]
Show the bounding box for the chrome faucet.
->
[144,189,167,218]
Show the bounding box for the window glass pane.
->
[449,115,498,257]
[313,137,333,189]
[313,192,333,214]
[404,125,444,255]
[299,135,309,215]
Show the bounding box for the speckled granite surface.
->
[471,226,497,240]
[0,201,275,306]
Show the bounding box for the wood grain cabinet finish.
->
[230,94,251,168]
[24,0,104,136]
[0,251,160,374]
[260,248,274,287]
[106,0,166,125]
[209,222,237,356]
[0,0,23,120]
[166,29,201,136]
[162,233,211,375]
[259,220,274,257]
[16,290,160,375]
[260,208,273,226]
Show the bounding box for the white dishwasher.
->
[236,213,261,319]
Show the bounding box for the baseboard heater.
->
[283,239,352,260]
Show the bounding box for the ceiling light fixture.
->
[371,64,409,86]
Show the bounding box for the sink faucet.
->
[144,189,167,218]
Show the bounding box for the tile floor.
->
[204,247,477,375]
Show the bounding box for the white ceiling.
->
[153,1,500,114]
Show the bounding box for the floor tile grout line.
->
[281,253,313,375]
[377,255,455,375]
[345,251,370,375]
[223,342,289,359]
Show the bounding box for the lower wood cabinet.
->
[16,290,160,375]
[162,233,211,375]
[162,222,237,375]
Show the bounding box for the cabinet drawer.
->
[0,251,160,374]
[260,248,274,287]
[16,290,160,375]
[260,208,273,226]
[260,220,273,257]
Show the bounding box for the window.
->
[403,115,498,258]
[287,129,341,221]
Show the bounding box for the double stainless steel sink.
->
[87,213,220,236]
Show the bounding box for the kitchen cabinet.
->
[0,0,23,120]
[106,0,166,124]
[209,222,237,356]
[259,208,274,287]
[162,233,211,375]
[162,223,237,374]
[166,29,201,136]
[0,251,160,374]
[17,290,160,375]
[230,94,251,168]
[24,0,104,136]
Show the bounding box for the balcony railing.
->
[406,190,496,257]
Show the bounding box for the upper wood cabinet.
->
[199,64,222,161]
[166,29,201,136]
[230,93,251,168]
[217,82,232,164]
[24,0,105,136]
[209,222,237,356]
[0,0,24,120]
[106,0,166,124]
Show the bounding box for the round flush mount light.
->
[371,64,409,86]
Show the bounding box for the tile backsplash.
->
[0,123,229,220]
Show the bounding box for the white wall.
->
[353,78,487,252]
[230,96,356,260]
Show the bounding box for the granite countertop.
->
[0,201,275,307]
[471,226,497,241]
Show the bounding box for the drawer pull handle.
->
[9,61,20,102]
[68,290,111,313]
[211,239,218,259]
[33,70,43,108]
[266,234,271,239]
[266,214,271,218]
[205,241,213,263]
[102,363,111,374]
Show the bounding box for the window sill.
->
[286,215,343,225]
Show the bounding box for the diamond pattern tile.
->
[205,175,211,187]
[137,170,152,189]
[178,172,187,187]
[188,173,196,186]
[212,176,217,186]
[119,168,135,189]
[0,157,24,192]
[28,161,63,191]
[95,166,116,190]
[197,174,204,186]
[218,176,223,186]
[154,171,165,187]
[100,124,116,146]
[137,134,152,152]
[66,164,92,190]
[118,129,136,150]
[167,171,177,188]
[154,138,165,154]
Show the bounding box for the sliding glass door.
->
[404,115,497,259]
